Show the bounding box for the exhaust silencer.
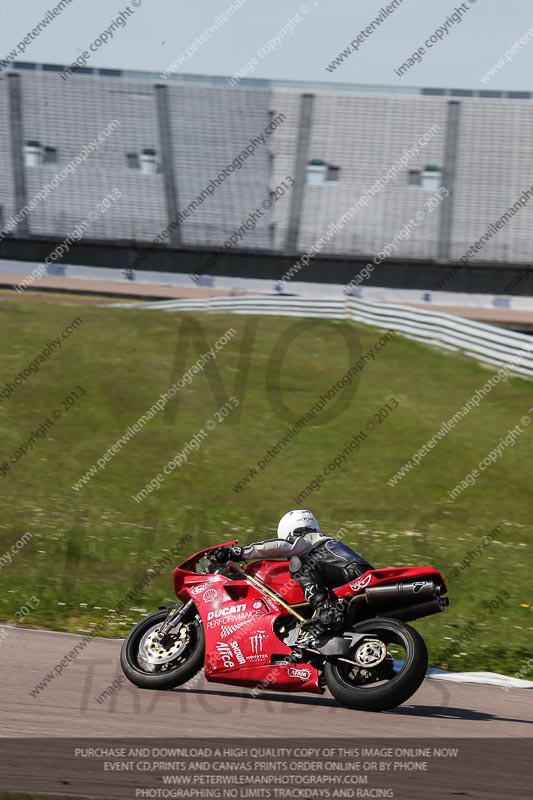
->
[365,581,440,609]
[384,596,449,622]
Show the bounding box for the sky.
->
[0,0,532,91]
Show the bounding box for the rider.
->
[213,509,373,636]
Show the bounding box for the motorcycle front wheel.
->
[120,608,204,690]
[324,618,428,712]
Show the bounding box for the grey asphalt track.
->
[1,626,532,738]
[1,626,532,799]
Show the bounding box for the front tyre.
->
[324,618,428,712]
[120,608,204,690]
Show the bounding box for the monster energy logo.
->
[249,631,268,654]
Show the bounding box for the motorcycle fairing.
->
[181,571,323,695]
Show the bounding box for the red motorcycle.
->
[121,541,448,711]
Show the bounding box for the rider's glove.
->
[213,546,244,563]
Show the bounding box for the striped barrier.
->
[113,295,533,378]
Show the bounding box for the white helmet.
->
[277,510,320,541]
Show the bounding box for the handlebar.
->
[206,555,222,574]
[205,555,239,577]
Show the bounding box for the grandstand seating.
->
[0,64,532,266]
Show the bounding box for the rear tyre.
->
[120,608,204,690]
[324,618,428,712]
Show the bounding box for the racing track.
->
[1,626,532,735]
[0,627,532,798]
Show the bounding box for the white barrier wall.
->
[116,295,533,378]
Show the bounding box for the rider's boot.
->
[300,594,345,640]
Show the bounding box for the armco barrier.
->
[114,295,533,378]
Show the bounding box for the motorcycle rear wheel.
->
[120,608,204,690]
[324,618,428,711]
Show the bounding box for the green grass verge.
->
[0,298,531,678]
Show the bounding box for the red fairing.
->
[244,562,447,601]
[333,566,448,598]
[245,561,305,604]
[182,570,322,695]
[173,540,238,600]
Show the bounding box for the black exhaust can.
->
[365,581,439,609]
[385,596,449,622]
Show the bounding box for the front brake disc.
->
[139,623,189,667]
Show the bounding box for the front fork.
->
[154,599,194,642]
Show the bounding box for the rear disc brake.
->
[354,638,387,667]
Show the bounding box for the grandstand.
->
[1,62,533,270]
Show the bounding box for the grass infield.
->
[0,297,531,677]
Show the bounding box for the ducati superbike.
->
[120,541,449,711]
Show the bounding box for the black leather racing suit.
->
[240,533,373,625]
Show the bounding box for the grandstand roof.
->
[8,61,532,100]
